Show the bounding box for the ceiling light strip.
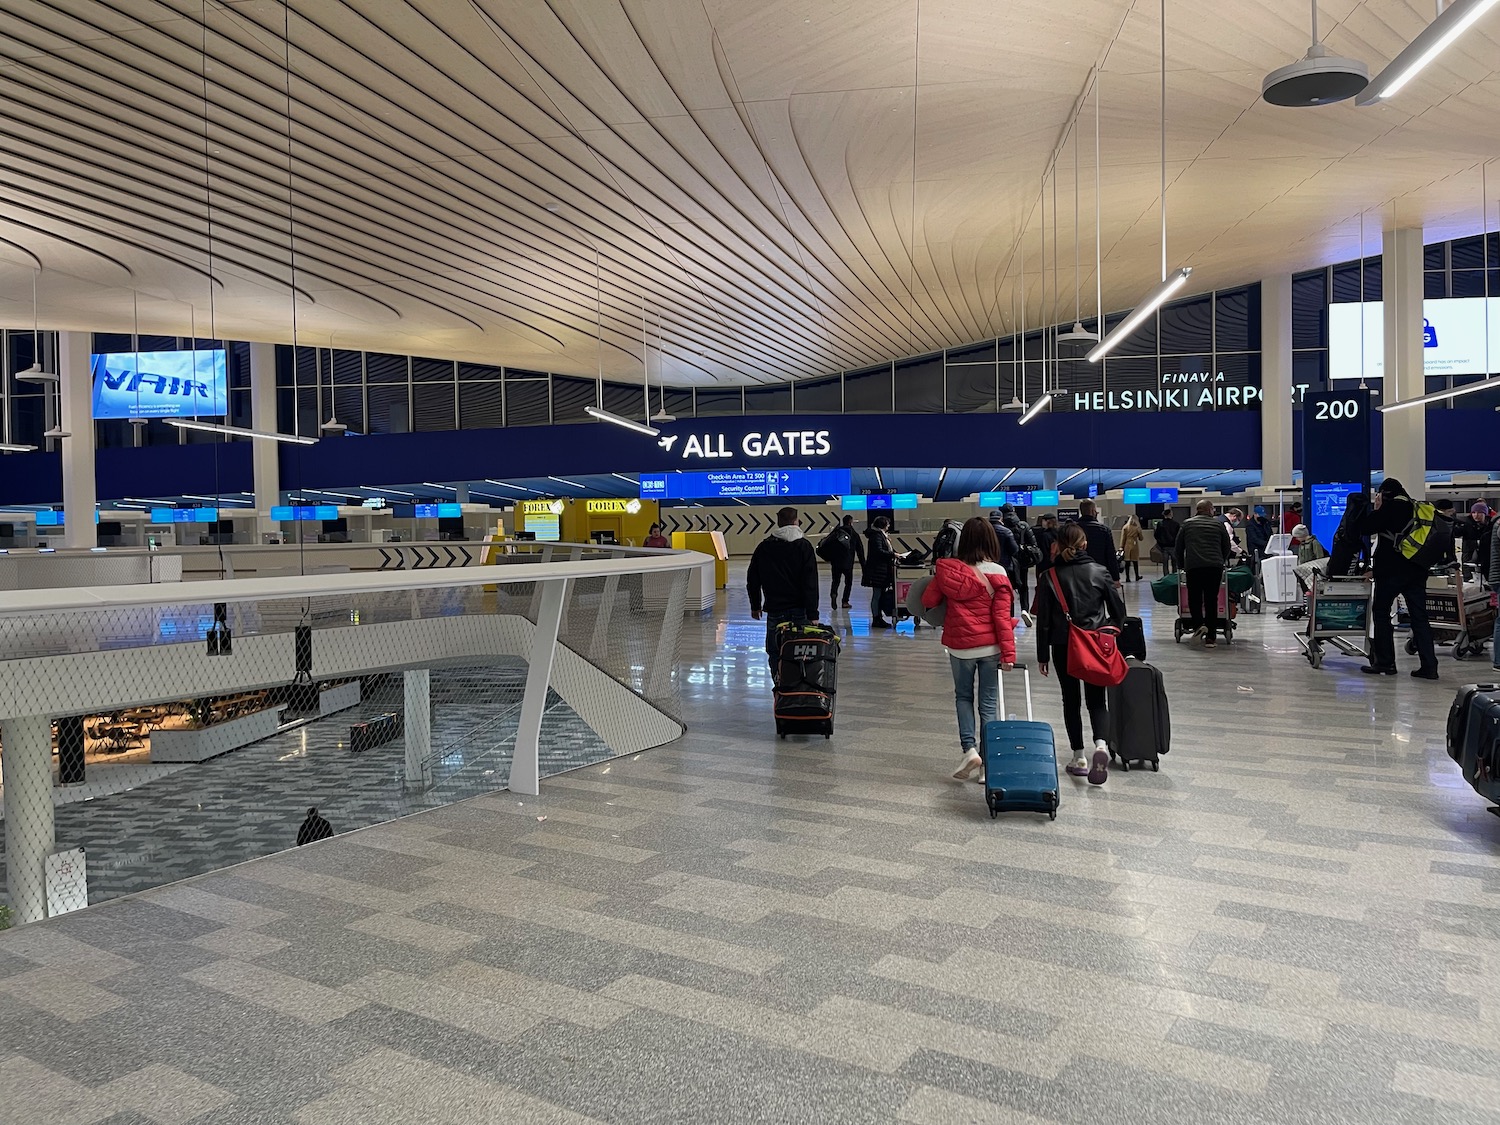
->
[163,419,317,445]
[1377,376,1500,413]
[1358,0,1500,103]
[584,406,660,437]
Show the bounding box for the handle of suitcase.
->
[996,663,1034,722]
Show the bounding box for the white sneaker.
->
[1065,755,1090,777]
[1021,610,1036,628]
[1094,739,1109,757]
[952,751,983,780]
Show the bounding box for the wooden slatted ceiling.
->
[0,0,1495,386]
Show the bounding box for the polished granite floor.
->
[1,569,1498,1125]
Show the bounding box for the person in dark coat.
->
[1456,502,1494,578]
[1175,499,1234,647]
[1154,508,1181,574]
[1001,504,1038,616]
[1245,507,1273,573]
[1034,523,1126,786]
[747,506,821,672]
[818,514,865,609]
[1076,500,1120,583]
[296,807,333,846]
[1353,477,1437,679]
[861,516,897,628]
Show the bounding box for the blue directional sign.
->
[1121,487,1179,504]
[639,468,851,500]
[842,494,919,511]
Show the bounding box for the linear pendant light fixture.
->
[0,442,38,453]
[166,419,317,445]
[1378,376,1500,413]
[1089,0,1191,364]
[584,405,660,437]
[1357,0,1500,105]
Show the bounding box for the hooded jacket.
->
[1033,554,1126,664]
[747,525,819,617]
[921,558,1017,661]
[1078,517,1120,580]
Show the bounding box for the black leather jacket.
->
[1034,554,1127,663]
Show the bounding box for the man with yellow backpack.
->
[1354,477,1452,679]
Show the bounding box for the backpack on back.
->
[1395,500,1453,570]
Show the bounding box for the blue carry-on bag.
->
[982,666,1060,821]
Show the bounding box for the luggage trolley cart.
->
[1412,565,1495,662]
[1297,574,1372,669]
[1173,568,1237,645]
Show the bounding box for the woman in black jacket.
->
[1034,523,1127,785]
[861,517,897,628]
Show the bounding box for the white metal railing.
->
[0,547,704,926]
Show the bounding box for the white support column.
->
[1384,227,1427,494]
[1259,273,1294,488]
[2,716,56,925]
[403,669,432,790]
[249,342,280,537]
[58,332,96,550]
[512,577,568,796]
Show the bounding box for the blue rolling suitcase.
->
[982,667,1060,821]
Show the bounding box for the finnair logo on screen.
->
[91,350,228,419]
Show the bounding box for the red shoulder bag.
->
[1048,569,1127,687]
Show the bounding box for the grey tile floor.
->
[2,567,1499,1125]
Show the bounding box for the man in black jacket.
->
[1354,478,1437,679]
[1077,500,1120,583]
[1154,508,1181,574]
[1175,499,1233,647]
[1001,504,1038,621]
[818,514,865,609]
[748,507,820,673]
[296,806,333,846]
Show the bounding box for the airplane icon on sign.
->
[657,435,678,452]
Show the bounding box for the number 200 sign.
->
[1314,398,1360,420]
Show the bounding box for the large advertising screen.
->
[1329,297,1500,381]
[91,350,228,419]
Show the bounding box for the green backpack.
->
[1393,499,1453,569]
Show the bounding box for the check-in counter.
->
[0,548,183,591]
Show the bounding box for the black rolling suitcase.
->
[1447,683,1500,765]
[1119,616,1147,661]
[773,622,839,739]
[1105,658,1171,771]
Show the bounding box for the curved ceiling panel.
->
[0,0,1495,383]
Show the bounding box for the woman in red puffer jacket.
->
[921,516,1017,780]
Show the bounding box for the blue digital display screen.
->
[842,494,918,510]
[1309,483,1360,556]
[91,350,228,419]
[35,510,62,526]
[1121,487,1179,504]
[150,508,219,524]
[1087,484,1099,499]
[640,468,852,500]
[978,490,1061,507]
[270,505,339,522]
[412,502,464,518]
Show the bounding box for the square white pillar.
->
[1383,227,1427,495]
[58,331,96,549]
[249,341,280,536]
[1259,274,1293,488]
